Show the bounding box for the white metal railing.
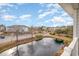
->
[0,47,16,56]
[61,37,78,56]
[0,37,78,56]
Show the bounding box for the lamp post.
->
[16,29,19,56]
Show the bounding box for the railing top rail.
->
[61,37,78,56]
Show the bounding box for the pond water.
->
[0,38,63,56]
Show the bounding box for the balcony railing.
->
[61,37,78,56]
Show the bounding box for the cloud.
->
[0,9,6,13]
[19,14,32,20]
[38,9,56,19]
[1,15,16,21]
[35,22,44,26]
[16,3,24,5]
[45,20,50,23]
[47,16,73,26]
[50,3,61,9]
[0,9,7,16]
[38,9,43,13]
[45,15,73,27]
[0,3,18,12]
[46,4,53,8]
[39,3,46,7]
[38,4,60,19]
[0,3,15,7]
[1,14,32,21]
[45,17,66,23]
[50,17,65,23]
[0,4,9,6]
[38,11,51,19]
[40,3,61,9]
[0,3,18,16]
[61,12,70,18]
[66,22,73,26]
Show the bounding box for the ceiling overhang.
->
[59,3,79,18]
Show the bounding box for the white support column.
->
[77,8,79,55]
[60,3,79,56]
[71,7,79,56]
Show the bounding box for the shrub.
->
[54,38,64,44]
[49,32,55,35]
[65,35,73,38]
[63,39,71,46]
[35,34,43,41]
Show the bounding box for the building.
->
[6,25,29,33]
[47,27,55,32]
[0,24,6,32]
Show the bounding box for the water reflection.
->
[13,38,63,56]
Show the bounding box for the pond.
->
[0,38,63,56]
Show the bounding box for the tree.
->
[54,29,63,34]
[0,24,6,32]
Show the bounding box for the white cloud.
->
[41,3,61,9]
[0,3,15,7]
[0,9,7,14]
[38,11,51,19]
[0,4,9,6]
[1,14,32,21]
[38,9,43,13]
[39,3,46,7]
[36,22,45,26]
[50,17,65,23]
[19,14,31,20]
[61,12,69,17]
[66,22,73,26]
[45,17,65,24]
[0,3,17,12]
[16,3,24,5]
[0,3,17,15]
[45,20,50,23]
[52,4,61,9]
[38,9,56,19]
[46,4,53,8]
[38,4,59,19]
[0,9,7,16]
[1,15,16,21]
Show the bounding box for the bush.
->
[49,32,55,35]
[35,35,43,41]
[63,39,71,46]
[65,35,73,38]
[54,38,64,44]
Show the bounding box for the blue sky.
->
[0,3,73,27]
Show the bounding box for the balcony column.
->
[77,7,79,55]
[71,4,79,56]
